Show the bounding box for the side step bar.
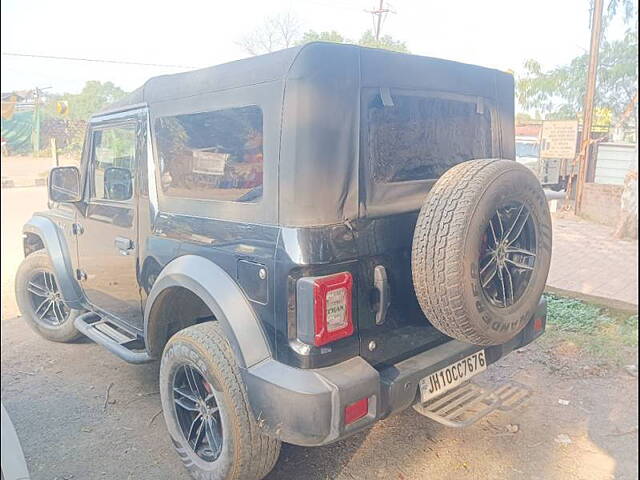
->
[413,380,532,428]
[74,312,152,364]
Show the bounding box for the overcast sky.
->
[1,0,629,95]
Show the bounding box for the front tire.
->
[160,322,280,480]
[15,250,82,343]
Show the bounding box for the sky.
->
[0,0,630,95]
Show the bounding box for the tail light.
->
[296,272,354,346]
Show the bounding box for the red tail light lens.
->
[313,272,353,346]
[344,397,369,425]
[296,272,354,347]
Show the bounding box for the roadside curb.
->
[545,285,639,314]
[1,178,46,189]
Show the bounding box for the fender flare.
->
[22,215,84,309]
[143,255,272,368]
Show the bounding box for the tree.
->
[357,29,409,53]
[46,81,128,121]
[515,112,538,125]
[603,0,638,29]
[239,14,410,56]
[516,31,638,121]
[297,30,346,45]
[297,29,409,53]
[238,13,301,55]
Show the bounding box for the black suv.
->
[16,43,552,480]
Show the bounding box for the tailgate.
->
[353,212,448,366]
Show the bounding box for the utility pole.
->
[33,87,41,157]
[366,0,393,41]
[575,0,604,215]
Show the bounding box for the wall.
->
[595,143,638,185]
[580,183,624,226]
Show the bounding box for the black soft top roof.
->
[101,46,300,112]
[98,43,514,227]
[101,42,510,113]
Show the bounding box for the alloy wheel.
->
[26,271,70,326]
[172,364,224,462]
[479,202,537,308]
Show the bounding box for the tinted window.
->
[368,95,492,182]
[91,125,136,201]
[155,106,263,202]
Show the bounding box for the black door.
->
[77,114,144,330]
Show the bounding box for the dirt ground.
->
[2,317,638,480]
[1,187,638,480]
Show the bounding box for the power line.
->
[1,52,197,69]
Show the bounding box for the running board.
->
[413,380,532,428]
[74,312,152,364]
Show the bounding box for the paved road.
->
[1,187,638,480]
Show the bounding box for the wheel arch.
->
[144,255,272,368]
[22,215,84,309]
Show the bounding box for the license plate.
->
[419,350,487,403]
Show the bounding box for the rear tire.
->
[15,250,82,343]
[160,322,281,480]
[412,159,552,345]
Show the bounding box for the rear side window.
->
[368,94,492,182]
[154,106,263,202]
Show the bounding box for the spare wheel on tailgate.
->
[411,159,552,345]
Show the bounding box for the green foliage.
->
[515,112,539,124]
[604,0,638,29]
[517,31,638,119]
[357,30,409,53]
[545,294,613,333]
[50,81,128,121]
[298,30,346,45]
[543,294,638,365]
[296,29,409,53]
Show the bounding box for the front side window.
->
[155,106,263,203]
[368,94,492,182]
[91,125,137,201]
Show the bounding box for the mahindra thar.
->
[17,42,552,480]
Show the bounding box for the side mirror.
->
[104,167,132,201]
[48,166,81,203]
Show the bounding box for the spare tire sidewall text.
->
[464,168,552,341]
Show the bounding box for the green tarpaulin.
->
[1,111,33,154]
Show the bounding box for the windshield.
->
[368,93,493,182]
[516,141,539,158]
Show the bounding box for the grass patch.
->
[542,294,638,367]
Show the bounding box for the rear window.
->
[154,106,263,203]
[368,94,492,182]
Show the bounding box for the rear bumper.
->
[243,298,547,446]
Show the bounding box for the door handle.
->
[373,265,390,325]
[72,223,84,235]
[114,236,134,255]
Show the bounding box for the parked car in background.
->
[515,135,540,174]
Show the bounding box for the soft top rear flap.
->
[278,43,515,227]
